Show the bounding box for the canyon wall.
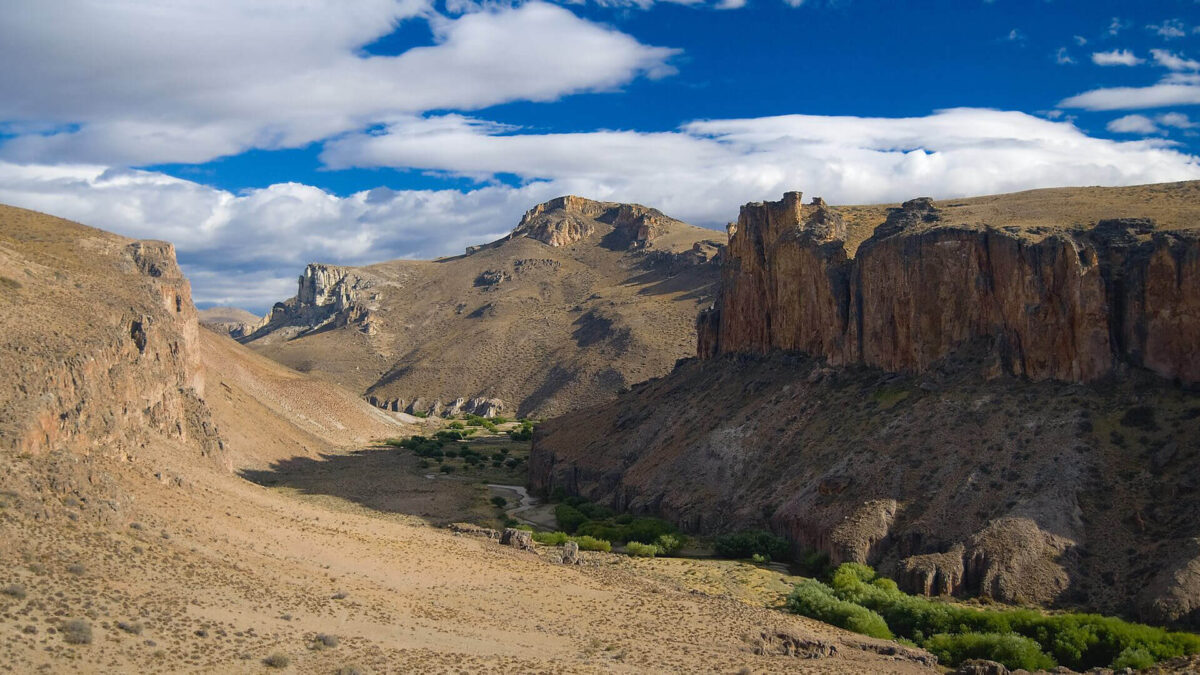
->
[698,192,1200,385]
[1,225,222,464]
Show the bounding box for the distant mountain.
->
[243,196,723,418]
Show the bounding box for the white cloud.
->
[1108,17,1129,36]
[1147,19,1188,39]
[1151,49,1200,71]
[0,2,678,166]
[1056,48,1076,65]
[1158,112,1197,129]
[1060,79,1200,110]
[1106,114,1161,134]
[1074,35,1088,46]
[1092,49,1144,66]
[1006,29,1025,42]
[5,108,1199,309]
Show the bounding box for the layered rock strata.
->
[698,192,1200,385]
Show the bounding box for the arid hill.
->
[242,195,722,418]
[532,181,1200,626]
[198,306,263,339]
[0,203,935,673]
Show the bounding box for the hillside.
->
[198,306,263,339]
[532,181,1200,626]
[242,196,722,418]
[0,204,934,673]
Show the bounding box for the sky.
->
[3,0,1200,312]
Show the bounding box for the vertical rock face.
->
[700,192,1200,385]
[252,263,379,338]
[3,231,220,461]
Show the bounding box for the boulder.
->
[561,541,581,565]
[500,528,533,551]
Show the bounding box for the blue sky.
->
[2,0,1200,311]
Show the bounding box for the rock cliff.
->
[0,225,221,462]
[533,182,1200,626]
[698,192,1200,385]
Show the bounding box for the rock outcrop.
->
[699,192,1200,385]
[532,184,1200,626]
[366,394,505,419]
[249,263,382,340]
[1,232,221,461]
[501,195,691,250]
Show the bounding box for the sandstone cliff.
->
[532,181,1200,627]
[698,191,1200,385]
[246,196,722,418]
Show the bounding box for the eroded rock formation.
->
[698,192,1200,385]
[502,195,690,249]
[532,185,1200,626]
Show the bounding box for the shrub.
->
[806,562,1200,671]
[572,536,612,552]
[654,534,684,556]
[924,632,1055,671]
[555,504,588,534]
[440,465,454,474]
[61,619,93,644]
[714,530,790,561]
[504,458,520,468]
[491,496,508,508]
[447,421,465,429]
[1112,647,1156,670]
[533,531,569,546]
[625,541,659,557]
[263,652,291,668]
[314,633,339,649]
[786,580,892,639]
[116,620,143,635]
[2,583,26,600]
[412,411,428,418]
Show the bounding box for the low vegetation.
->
[713,530,790,562]
[60,619,93,645]
[786,563,1200,671]
[553,496,678,546]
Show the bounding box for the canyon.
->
[532,181,1200,626]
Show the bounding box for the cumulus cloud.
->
[1056,48,1076,65]
[0,2,678,166]
[1091,49,1144,66]
[1106,114,1161,134]
[1152,49,1200,71]
[4,108,1199,309]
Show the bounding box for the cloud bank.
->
[4,108,1198,311]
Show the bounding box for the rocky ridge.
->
[531,182,1200,626]
[244,195,722,418]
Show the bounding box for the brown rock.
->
[500,528,533,551]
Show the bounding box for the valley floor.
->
[0,438,936,673]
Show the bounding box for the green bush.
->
[1112,647,1157,670]
[924,632,1055,671]
[440,465,454,474]
[411,411,428,418]
[491,496,508,508]
[654,534,683,555]
[447,421,465,429]
[625,541,660,557]
[713,530,790,561]
[786,580,892,639]
[555,504,588,534]
[793,563,1200,671]
[533,531,569,546]
[509,421,535,441]
[572,536,611,552]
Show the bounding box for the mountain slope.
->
[532,181,1200,626]
[243,196,722,418]
[0,203,935,673]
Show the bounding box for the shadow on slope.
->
[239,448,484,524]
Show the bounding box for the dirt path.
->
[486,483,558,530]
